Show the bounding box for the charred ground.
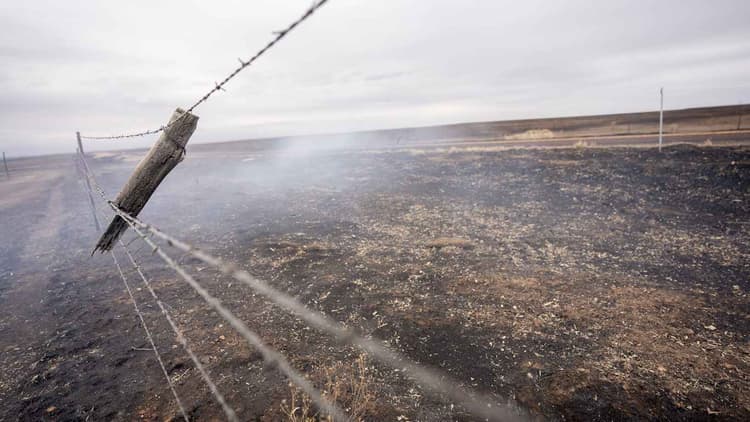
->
[1,143,749,421]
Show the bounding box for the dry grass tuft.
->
[280,354,377,422]
[425,237,474,249]
[280,385,314,422]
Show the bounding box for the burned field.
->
[1,143,749,421]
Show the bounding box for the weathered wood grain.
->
[94,108,198,252]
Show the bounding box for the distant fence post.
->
[76,131,85,155]
[2,152,8,179]
[659,87,664,152]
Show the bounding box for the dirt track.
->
[389,129,750,151]
[1,142,749,421]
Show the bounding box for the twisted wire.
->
[79,0,329,140]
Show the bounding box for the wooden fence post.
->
[94,108,199,252]
[76,131,86,156]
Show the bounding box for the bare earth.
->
[1,141,749,421]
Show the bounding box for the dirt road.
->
[378,129,750,152]
[0,156,182,420]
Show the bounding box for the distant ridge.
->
[198,103,749,149]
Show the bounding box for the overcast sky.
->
[1,0,749,156]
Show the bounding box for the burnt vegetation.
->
[1,143,749,420]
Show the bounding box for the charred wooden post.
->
[94,108,198,252]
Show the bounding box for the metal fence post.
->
[75,135,101,232]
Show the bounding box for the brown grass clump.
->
[279,354,377,422]
[425,237,474,250]
[280,386,314,422]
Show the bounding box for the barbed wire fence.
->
[75,133,522,422]
[77,153,238,421]
[73,0,525,420]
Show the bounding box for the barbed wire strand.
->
[110,251,191,422]
[85,178,524,421]
[79,155,350,422]
[79,0,329,140]
[119,240,240,422]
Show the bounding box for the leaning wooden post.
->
[94,108,199,252]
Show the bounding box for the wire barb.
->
[79,0,330,141]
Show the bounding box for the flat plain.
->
[1,137,749,420]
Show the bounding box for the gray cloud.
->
[1,0,749,156]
